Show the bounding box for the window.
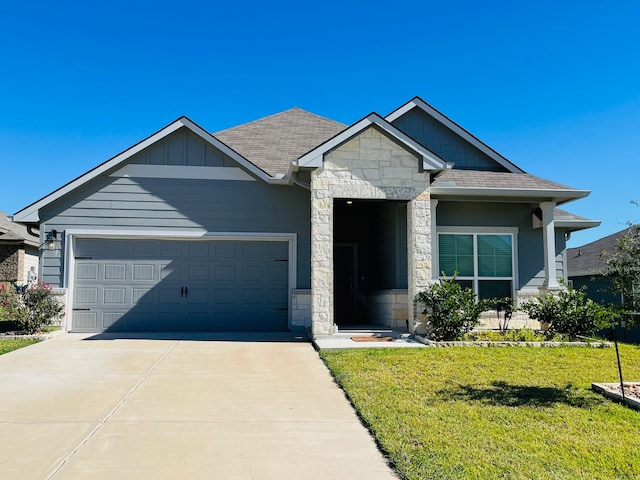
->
[438,232,515,300]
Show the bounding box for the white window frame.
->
[436,226,519,300]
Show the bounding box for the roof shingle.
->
[214,108,346,177]
[0,211,39,247]
[568,228,632,275]
[431,169,577,191]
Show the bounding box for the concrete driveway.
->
[0,333,396,480]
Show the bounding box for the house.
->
[568,227,640,343]
[13,97,600,335]
[0,211,39,284]
[567,228,629,305]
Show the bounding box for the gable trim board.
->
[63,230,297,332]
[13,117,284,223]
[14,96,599,334]
[385,97,524,174]
[295,113,452,172]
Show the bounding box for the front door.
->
[334,243,357,325]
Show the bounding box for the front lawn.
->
[0,338,40,355]
[321,345,640,479]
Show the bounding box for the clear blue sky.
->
[1,1,638,247]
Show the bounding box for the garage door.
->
[72,238,289,332]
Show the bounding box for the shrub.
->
[520,285,614,339]
[0,282,64,334]
[417,278,493,341]
[462,328,566,342]
[18,282,64,334]
[0,285,26,324]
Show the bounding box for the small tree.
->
[495,297,514,333]
[417,278,493,341]
[603,222,640,326]
[520,284,614,339]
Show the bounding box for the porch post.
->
[430,199,439,280]
[407,191,433,333]
[540,201,560,289]
[310,178,334,335]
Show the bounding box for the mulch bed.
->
[592,382,640,411]
[610,383,640,399]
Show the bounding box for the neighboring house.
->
[568,228,640,343]
[0,211,39,283]
[13,97,600,335]
[567,228,629,305]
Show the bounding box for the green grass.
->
[0,338,40,355]
[321,345,640,480]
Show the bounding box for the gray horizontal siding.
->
[436,201,567,290]
[40,174,311,289]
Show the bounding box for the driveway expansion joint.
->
[44,339,180,480]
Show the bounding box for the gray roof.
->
[431,169,576,191]
[214,108,346,177]
[567,228,631,276]
[554,208,589,221]
[0,211,39,247]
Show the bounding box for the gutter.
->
[430,186,591,205]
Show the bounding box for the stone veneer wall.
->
[310,126,434,335]
[291,289,312,331]
[0,245,23,282]
[50,288,68,328]
[365,290,409,330]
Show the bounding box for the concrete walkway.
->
[0,333,396,480]
[313,329,429,350]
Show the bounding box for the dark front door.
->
[334,244,357,325]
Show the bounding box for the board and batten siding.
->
[391,108,508,172]
[436,201,567,289]
[37,128,311,289]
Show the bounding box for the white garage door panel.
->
[72,238,289,332]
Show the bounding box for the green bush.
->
[0,284,26,324]
[520,285,614,339]
[0,282,64,334]
[417,278,493,341]
[462,328,566,342]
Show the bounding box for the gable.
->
[296,112,450,172]
[128,128,238,167]
[391,108,508,172]
[14,117,277,223]
[324,125,422,185]
[108,128,257,182]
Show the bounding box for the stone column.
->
[310,177,334,335]
[539,201,560,289]
[407,191,433,333]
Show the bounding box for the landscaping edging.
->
[0,329,64,341]
[592,383,640,411]
[415,335,611,348]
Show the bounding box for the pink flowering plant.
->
[0,282,64,334]
[0,284,25,324]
